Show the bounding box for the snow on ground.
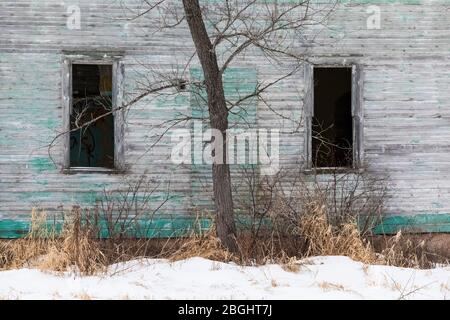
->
[0,256,449,300]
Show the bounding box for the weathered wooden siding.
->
[1,0,450,235]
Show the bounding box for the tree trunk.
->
[182,0,238,252]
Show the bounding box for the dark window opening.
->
[312,67,353,168]
[70,64,114,169]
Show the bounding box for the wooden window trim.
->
[303,61,364,172]
[61,53,125,173]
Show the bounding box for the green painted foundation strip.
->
[373,214,450,235]
[0,216,212,239]
[0,220,31,239]
[1,214,450,238]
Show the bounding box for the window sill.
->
[62,167,123,174]
[303,167,364,175]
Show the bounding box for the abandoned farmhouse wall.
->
[1,0,450,237]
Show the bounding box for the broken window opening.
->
[312,67,353,168]
[70,64,115,169]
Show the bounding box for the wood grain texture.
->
[1,1,450,235]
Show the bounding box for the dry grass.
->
[271,279,278,287]
[73,292,93,300]
[294,203,377,264]
[0,210,234,274]
[5,164,439,273]
[0,206,446,275]
[0,209,57,270]
[166,203,378,266]
[377,231,442,269]
[318,281,346,292]
[281,257,301,273]
[168,225,234,263]
[0,208,106,275]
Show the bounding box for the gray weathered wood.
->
[1,0,450,226]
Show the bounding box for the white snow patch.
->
[0,256,449,300]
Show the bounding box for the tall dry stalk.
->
[0,208,106,275]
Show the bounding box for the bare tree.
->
[181,0,336,251]
[182,0,238,251]
[50,0,337,252]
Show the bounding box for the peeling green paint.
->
[155,94,188,110]
[189,67,258,208]
[2,213,450,239]
[35,180,49,186]
[190,67,258,125]
[79,192,102,206]
[29,157,56,173]
[0,216,212,239]
[18,191,54,201]
[0,220,30,238]
[41,118,59,130]
[374,214,450,234]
